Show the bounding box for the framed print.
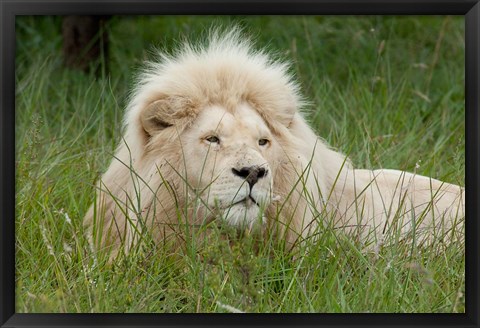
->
[1,1,478,327]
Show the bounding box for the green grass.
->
[15,15,465,313]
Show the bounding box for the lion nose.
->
[232,166,267,188]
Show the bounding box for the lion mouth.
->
[230,195,260,208]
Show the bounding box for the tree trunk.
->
[62,16,109,74]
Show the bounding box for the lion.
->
[84,29,465,259]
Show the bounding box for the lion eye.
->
[258,138,269,146]
[205,136,220,144]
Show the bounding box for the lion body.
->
[84,29,464,258]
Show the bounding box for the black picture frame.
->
[1,1,479,327]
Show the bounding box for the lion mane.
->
[84,29,464,258]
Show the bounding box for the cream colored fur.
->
[84,29,464,258]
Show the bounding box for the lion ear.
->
[140,99,173,137]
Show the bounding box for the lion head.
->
[84,28,351,257]
[176,103,277,228]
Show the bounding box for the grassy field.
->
[15,15,465,313]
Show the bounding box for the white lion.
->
[84,29,464,258]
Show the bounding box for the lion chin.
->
[219,201,265,229]
[83,28,464,260]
